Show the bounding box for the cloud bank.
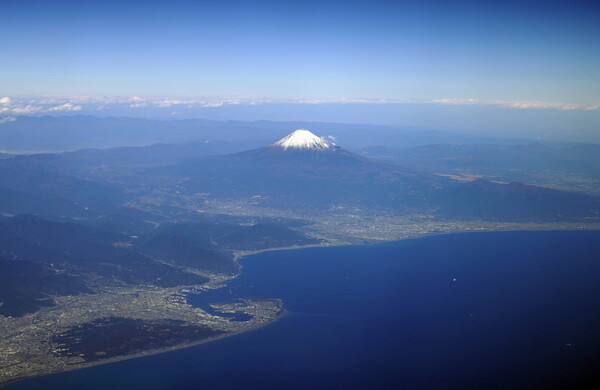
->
[430,98,598,111]
[0,95,597,119]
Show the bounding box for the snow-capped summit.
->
[273,129,333,151]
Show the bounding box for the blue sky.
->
[1,0,599,140]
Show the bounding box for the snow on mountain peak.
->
[273,129,333,150]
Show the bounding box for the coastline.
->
[232,222,600,267]
[1,299,284,388]
[4,223,600,388]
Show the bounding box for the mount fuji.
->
[160,129,441,209]
[229,129,375,167]
[273,129,334,150]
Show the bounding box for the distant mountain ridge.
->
[358,143,600,186]
[437,179,600,221]
[0,115,534,152]
[0,153,124,212]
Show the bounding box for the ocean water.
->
[8,230,600,389]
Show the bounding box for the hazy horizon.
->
[2,102,599,144]
[2,0,599,142]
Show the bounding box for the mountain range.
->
[0,127,598,319]
[1,128,598,222]
[151,129,599,219]
[0,116,530,152]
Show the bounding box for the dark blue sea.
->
[8,231,600,389]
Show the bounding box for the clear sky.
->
[0,0,599,140]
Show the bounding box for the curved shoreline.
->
[4,224,600,388]
[233,223,600,268]
[1,299,285,388]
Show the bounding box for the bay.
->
[7,230,600,389]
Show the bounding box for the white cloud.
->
[0,95,596,115]
[155,99,183,107]
[493,100,599,111]
[429,98,598,111]
[201,102,224,108]
[431,98,479,105]
[47,103,82,112]
[10,105,43,114]
[289,97,599,111]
